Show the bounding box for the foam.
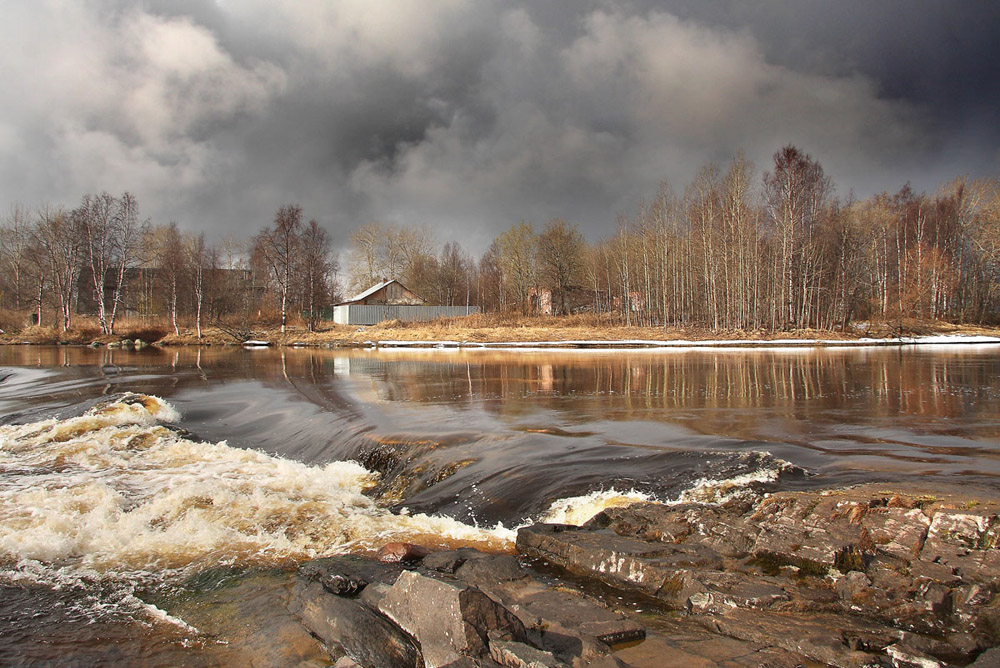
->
[0,393,509,581]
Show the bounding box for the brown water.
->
[1,344,999,665]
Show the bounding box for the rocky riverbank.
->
[164,483,1000,668]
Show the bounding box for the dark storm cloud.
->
[0,1,996,253]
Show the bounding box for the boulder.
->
[378,570,528,668]
[455,555,528,587]
[379,541,433,564]
[489,632,567,668]
[289,580,422,668]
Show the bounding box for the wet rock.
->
[159,570,337,668]
[379,541,433,563]
[516,484,1000,667]
[299,556,403,596]
[424,548,487,573]
[378,570,528,668]
[885,643,943,668]
[489,632,567,668]
[440,658,504,668]
[456,555,528,587]
[969,647,1000,668]
[516,524,722,603]
[696,608,884,668]
[289,580,422,668]
[493,583,644,656]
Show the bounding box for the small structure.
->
[333,279,479,325]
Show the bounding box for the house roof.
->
[338,278,427,306]
[345,279,395,303]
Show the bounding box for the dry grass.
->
[2,312,1000,347]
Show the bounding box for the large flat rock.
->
[517,483,1000,667]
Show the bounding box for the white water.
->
[0,394,510,585]
[0,391,785,597]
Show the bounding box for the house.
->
[332,279,479,325]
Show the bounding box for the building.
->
[332,279,479,325]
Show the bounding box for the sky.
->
[1,0,998,253]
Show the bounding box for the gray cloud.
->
[1,1,996,254]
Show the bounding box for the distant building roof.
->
[337,279,426,306]
[345,279,395,303]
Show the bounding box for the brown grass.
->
[2,312,1000,347]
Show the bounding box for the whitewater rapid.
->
[0,394,510,582]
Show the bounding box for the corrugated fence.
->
[333,304,480,325]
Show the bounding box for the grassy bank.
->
[2,313,999,347]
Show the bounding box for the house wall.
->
[333,304,480,325]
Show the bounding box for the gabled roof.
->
[346,279,395,303]
[338,278,427,306]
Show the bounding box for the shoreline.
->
[4,332,1000,351]
[5,315,1000,350]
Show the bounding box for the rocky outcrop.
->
[166,485,999,667]
[517,483,1000,667]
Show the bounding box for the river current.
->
[1,344,999,665]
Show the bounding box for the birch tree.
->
[254,204,302,333]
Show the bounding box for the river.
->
[1,344,999,665]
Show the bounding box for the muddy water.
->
[1,344,999,665]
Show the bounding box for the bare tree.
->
[763,145,832,328]
[77,193,116,333]
[33,206,81,331]
[299,219,334,331]
[538,218,585,315]
[188,233,207,338]
[347,222,384,293]
[0,204,32,311]
[497,221,537,314]
[437,241,472,307]
[107,193,145,335]
[254,204,302,333]
[150,223,186,336]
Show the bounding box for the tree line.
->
[342,146,1000,329]
[0,195,339,336]
[2,144,999,335]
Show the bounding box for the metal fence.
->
[333,304,480,326]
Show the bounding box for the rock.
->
[440,659,504,668]
[516,524,722,603]
[489,633,567,668]
[134,338,147,348]
[334,658,363,668]
[299,556,403,596]
[696,608,883,668]
[516,484,1000,667]
[494,583,644,655]
[834,570,872,602]
[424,548,485,573]
[161,570,336,668]
[378,570,528,668]
[378,541,432,563]
[969,647,1000,668]
[289,580,422,668]
[885,643,943,668]
[456,555,528,587]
